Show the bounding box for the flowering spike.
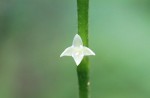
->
[60,34,95,66]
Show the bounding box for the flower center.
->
[75,52,80,56]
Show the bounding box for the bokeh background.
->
[1,0,150,98]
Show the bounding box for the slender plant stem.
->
[77,0,90,98]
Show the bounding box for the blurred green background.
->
[1,0,150,98]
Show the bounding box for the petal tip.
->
[75,34,79,36]
[73,34,83,47]
[72,54,83,66]
[83,47,96,56]
[75,61,81,66]
[92,52,96,56]
[60,53,64,57]
[74,34,81,39]
[76,64,80,66]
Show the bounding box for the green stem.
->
[77,0,89,98]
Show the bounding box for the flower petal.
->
[83,47,95,56]
[72,34,83,47]
[60,47,73,57]
[72,53,84,66]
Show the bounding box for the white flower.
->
[60,34,95,66]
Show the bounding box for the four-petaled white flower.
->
[60,34,95,66]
